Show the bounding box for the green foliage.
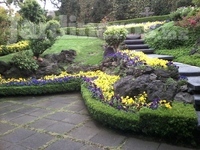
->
[108,15,170,25]
[103,27,128,51]
[192,0,200,6]
[0,79,81,96]
[30,38,54,58]
[170,6,199,21]
[176,0,194,8]
[45,20,64,40]
[145,22,190,49]
[11,51,38,71]
[155,47,200,67]
[19,0,46,24]
[0,7,10,45]
[139,103,197,145]
[81,84,140,131]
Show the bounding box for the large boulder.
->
[114,74,179,102]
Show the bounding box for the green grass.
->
[43,35,105,65]
[155,46,200,67]
[0,35,105,65]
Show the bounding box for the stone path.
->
[0,93,198,150]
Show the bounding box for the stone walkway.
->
[0,93,198,150]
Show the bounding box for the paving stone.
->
[174,62,200,76]
[0,106,13,114]
[69,125,100,140]
[45,112,73,121]
[187,76,200,91]
[46,139,84,150]
[0,140,12,149]
[19,132,53,149]
[6,144,27,150]
[46,102,69,110]
[158,143,194,150]
[16,96,46,104]
[84,120,102,129]
[29,118,57,129]
[67,104,85,112]
[0,123,16,135]
[62,113,89,125]
[29,108,51,117]
[15,106,39,115]
[122,137,160,150]
[10,115,37,125]
[0,102,12,108]
[0,112,25,121]
[90,129,126,147]
[80,145,103,150]
[0,128,36,143]
[45,122,74,134]
[35,101,58,108]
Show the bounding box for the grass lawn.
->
[0,35,105,65]
[43,35,105,65]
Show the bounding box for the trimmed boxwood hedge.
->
[0,79,81,96]
[81,84,199,147]
[0,79,199,147]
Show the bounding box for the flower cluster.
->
[0,40,30,56]
[121,50,168,68]
[124,21,165,32]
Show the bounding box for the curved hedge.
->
[0,79,199,147]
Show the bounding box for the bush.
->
[103,26,128,52]
[45,20,63,40]
[108,15,170,25]
[11,50,39,72]
[0,79,81,96]
[0,40,30,56]
[170,6,199,21]
[30,38,54,58]
[144,22,190,49]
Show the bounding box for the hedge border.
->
[0,80,199,147]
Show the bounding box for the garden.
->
[0,0,200,148]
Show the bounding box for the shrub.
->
[103,26,128,52]
[144,22,190,49]
[11,50,39,72]
[30,38,53,58]
[45,20,63,40]
[0,40,30,56]
[170,6,199,21]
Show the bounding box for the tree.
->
[192,0,200,6]
[19,0,46,24]
[0,6,10,45]
[91,0,113,23]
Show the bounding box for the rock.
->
[179,85,188,92]
[114,74,179,102]
[146,80,178,101]
[174,92,194,104]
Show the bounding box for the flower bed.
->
[0,51,199,147]
[0,40,30,56]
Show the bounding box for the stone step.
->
[174,62,200,76]
[126,44,149,49]
[124,39,144,44]
[129,49,154,54]
[147,54,174,61]
[187,76,200,91]
[194,94,200,105]
[126,34,141,40]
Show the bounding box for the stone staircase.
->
[124,34,200,125]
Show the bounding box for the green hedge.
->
[0,80,199,147]
[0,80,81,96]
[81,84,199,147]
[108,15,170,25]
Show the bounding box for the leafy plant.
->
[11,51,39,71]
[103,26,128,52]
[145,22,191,49]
